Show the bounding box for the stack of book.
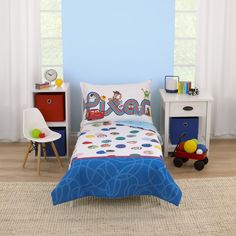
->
[35,82,50,90]
[178,81,191,94]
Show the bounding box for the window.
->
[40,0,63,82]
[174,0,198,86]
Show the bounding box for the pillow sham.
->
[80,80,153,125]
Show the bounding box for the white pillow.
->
[80,80,153,125]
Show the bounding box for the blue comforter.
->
[51,121,182,206]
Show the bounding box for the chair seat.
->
[22,108,64,175]
[28,130,61,143]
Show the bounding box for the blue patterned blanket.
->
[51,121,182,206]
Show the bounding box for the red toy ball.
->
[39,133,46,138]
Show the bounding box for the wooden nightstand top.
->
[160,89,213,103]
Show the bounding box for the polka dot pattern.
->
[154,145,162,150]
[85,135,95,138]
[130,153,141,156]
[96,133,107,138]
[130,130,139,134]
[96,150,106,154]
[110,132,120,135]
[106,150,115,153]
[76,121,162,159]
[131,147,142,150]
[101,144,111,148]
[101,128,110,131]
[151,139,159,143]
[92,123,101,127]
[88,145,99,149]
[83,141,92,145]
[144,150,154,155]
[102,140,112,143]
[116,144,126,148]
[142,144,152,148]
[103,121,112,126]
[116,137,126,140]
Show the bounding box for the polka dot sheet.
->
[72,121,162,162]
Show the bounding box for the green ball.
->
[192,139,199,145]
[32,129,41,138]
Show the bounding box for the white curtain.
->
[0,0,41,141]
[196,0,236,137]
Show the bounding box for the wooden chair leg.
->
[42,143,47,160]
[51,142,63,167]
[22,141,33,168]
[37,143,41,176]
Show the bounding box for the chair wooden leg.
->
[22,141,32,168]
[37,143,41,176]
[51,142,63,167]
[42,143,47,160]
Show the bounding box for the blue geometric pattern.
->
[51,157,182,206]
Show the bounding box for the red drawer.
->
[35,93,65,121]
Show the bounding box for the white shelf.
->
[32,83,70,93]
[33,83,71,158]
[160,89,213,103]
[47,121,67,127]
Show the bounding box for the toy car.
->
[172,142,208,171]
[86,109,105,120]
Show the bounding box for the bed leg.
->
[70,201,75,208]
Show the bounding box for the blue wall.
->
[62,0,175,131]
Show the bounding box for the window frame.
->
[174,1,198,86]
[40,0,63,82]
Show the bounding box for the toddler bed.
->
[51,81,182,206]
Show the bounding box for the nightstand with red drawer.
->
[33,83,70,158]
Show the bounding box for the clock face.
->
[44,69,58,82]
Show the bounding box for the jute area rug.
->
[0,177,235,236]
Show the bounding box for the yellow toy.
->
[184,139,197,153]
[55,78,63,87]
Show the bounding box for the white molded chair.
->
[22,108,63,175]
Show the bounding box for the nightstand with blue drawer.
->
[159,89,213,157]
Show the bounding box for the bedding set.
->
[51,80,182,206]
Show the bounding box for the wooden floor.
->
[0,139,235,182]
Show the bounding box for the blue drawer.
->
[169,117,199,144]
[36,127,66,157]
